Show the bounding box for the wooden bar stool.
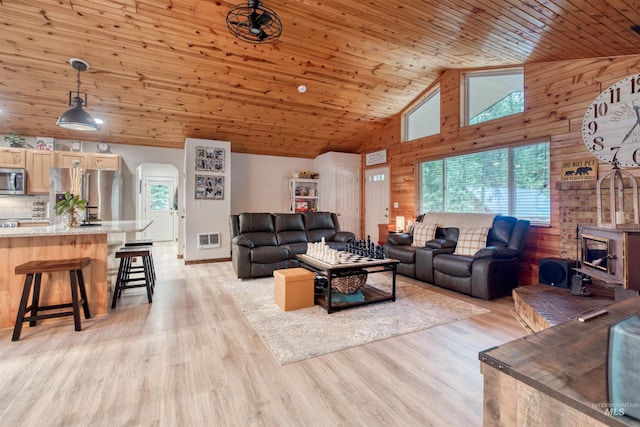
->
[124,239,156,285]
[111,246,154,308]
[12,258,91,341]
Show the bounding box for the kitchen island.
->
[0,220,151,329]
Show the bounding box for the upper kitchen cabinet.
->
[55,151,90,169]
[92,153,121,171]
[0,147,26,168]
[25,150,53,194]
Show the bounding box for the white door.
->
[144,177,175,242]
[365,166,390,241]
[335,167,360,236]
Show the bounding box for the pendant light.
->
[56,58,99,131]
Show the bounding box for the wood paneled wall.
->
[362,54,640,285]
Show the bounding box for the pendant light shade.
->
[57,58,99,131]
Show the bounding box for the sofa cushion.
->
[304,212,338,242]
[386,245,417,264]
[487,216,516,247]
[303,212,335,230]
[239,213,275,233]
[242,231,278,247]
[275,213,305,231]
[433,254,473,277]
[274,213,308,245]
[250,246,289,263]
[454,227,490,256]
[412,222,438,247]
[282,242,308,258]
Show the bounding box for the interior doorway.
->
[136,163,179,243]
[144,177,175,242]
[335,167,360,237]
[364,166,390,241]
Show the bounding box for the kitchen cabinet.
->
[92,153,121,171]
[0,147,26,168]
[55,151,90,169]
[288,178,319,213]
[25,150,53,194]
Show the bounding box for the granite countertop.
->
[0,220,152,238]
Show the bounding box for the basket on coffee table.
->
[332,270,368,294]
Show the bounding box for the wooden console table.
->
[480,297,640,426]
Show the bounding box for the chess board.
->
[298,253,395,271]
[336,252,383,264]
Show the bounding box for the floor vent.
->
[197,232,221,249]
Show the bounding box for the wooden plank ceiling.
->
[1,0,640,158]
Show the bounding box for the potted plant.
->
[3,133,26,147]
[54,191,87,228]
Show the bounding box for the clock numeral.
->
[592,103,608,118]
[633,149,640,165]
[610,87,620,103]
[631,77,640,94]
[591,137,605,152]
[586,120,598,135]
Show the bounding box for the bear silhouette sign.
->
[562,158,597,181]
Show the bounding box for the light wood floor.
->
[0,243,528,427]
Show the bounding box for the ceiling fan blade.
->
[228,20,248,26]
[257,12,273,26]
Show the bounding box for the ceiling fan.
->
[226,0,283,43]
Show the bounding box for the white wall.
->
[230,153,315,213]
[183,138,231,262]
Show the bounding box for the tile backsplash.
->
[0,195,49,220]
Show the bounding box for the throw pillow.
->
[412,222,438,247]
[454,227,490,256]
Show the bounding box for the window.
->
[417,141,550,224]
[404,88,440,141]
[465,69,524,125]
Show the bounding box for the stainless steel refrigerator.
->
[49,167,123,224]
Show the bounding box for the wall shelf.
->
[289,178,319,213]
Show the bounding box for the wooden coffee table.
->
[296,253,399,313]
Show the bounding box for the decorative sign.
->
[562,158,597,181]
[365,149,387,166]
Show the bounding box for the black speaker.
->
[539,258,579,288]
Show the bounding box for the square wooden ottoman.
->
[273,268,315,311]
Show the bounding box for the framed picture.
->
[195,146,225,172]
[195,174,224,200]
[70,141,82,152]
[36,137,55,151]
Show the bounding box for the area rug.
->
[221,274,490,364]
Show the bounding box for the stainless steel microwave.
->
[0,168,26,195]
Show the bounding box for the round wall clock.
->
[582,73,640,167]
[97,142,110,153]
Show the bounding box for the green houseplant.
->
[54,191,87,228]
[3,132,26,147]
